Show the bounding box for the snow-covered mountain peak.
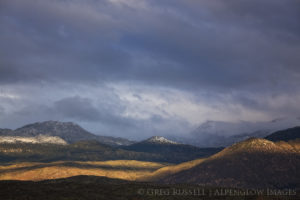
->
[146,136,178,144]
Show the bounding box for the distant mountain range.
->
[0,121,134,146]
[0,137,222,164]
[0,122,223,164]
[1,119,299,148]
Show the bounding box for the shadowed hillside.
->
[0,139,222,164]
[0,140,165,163]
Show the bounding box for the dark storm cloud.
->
[54,96,102,122]
[53,96,135,128]
[121,0,300,92]
[1,0,299,93]
[0,0,133,83]
[0,94,133,128]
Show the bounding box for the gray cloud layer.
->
[1,0,300,140]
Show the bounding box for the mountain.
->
[188,118,300,147]
[158,138,300,189]
[265,126,300,142]
[122,136,223,163]
[0,121,134,146]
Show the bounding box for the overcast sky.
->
[0,0,300,140]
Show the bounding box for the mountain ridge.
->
[0,121,134,146]
[158,137,300,188]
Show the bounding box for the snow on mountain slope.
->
[146,136,178,144]
[0,135,67,145]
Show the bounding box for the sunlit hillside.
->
[0,160,168,181]
[159,138,300,188]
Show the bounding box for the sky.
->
[0,0,300,140]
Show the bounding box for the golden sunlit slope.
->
[0,160,168,181]
[138,158,204,182]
